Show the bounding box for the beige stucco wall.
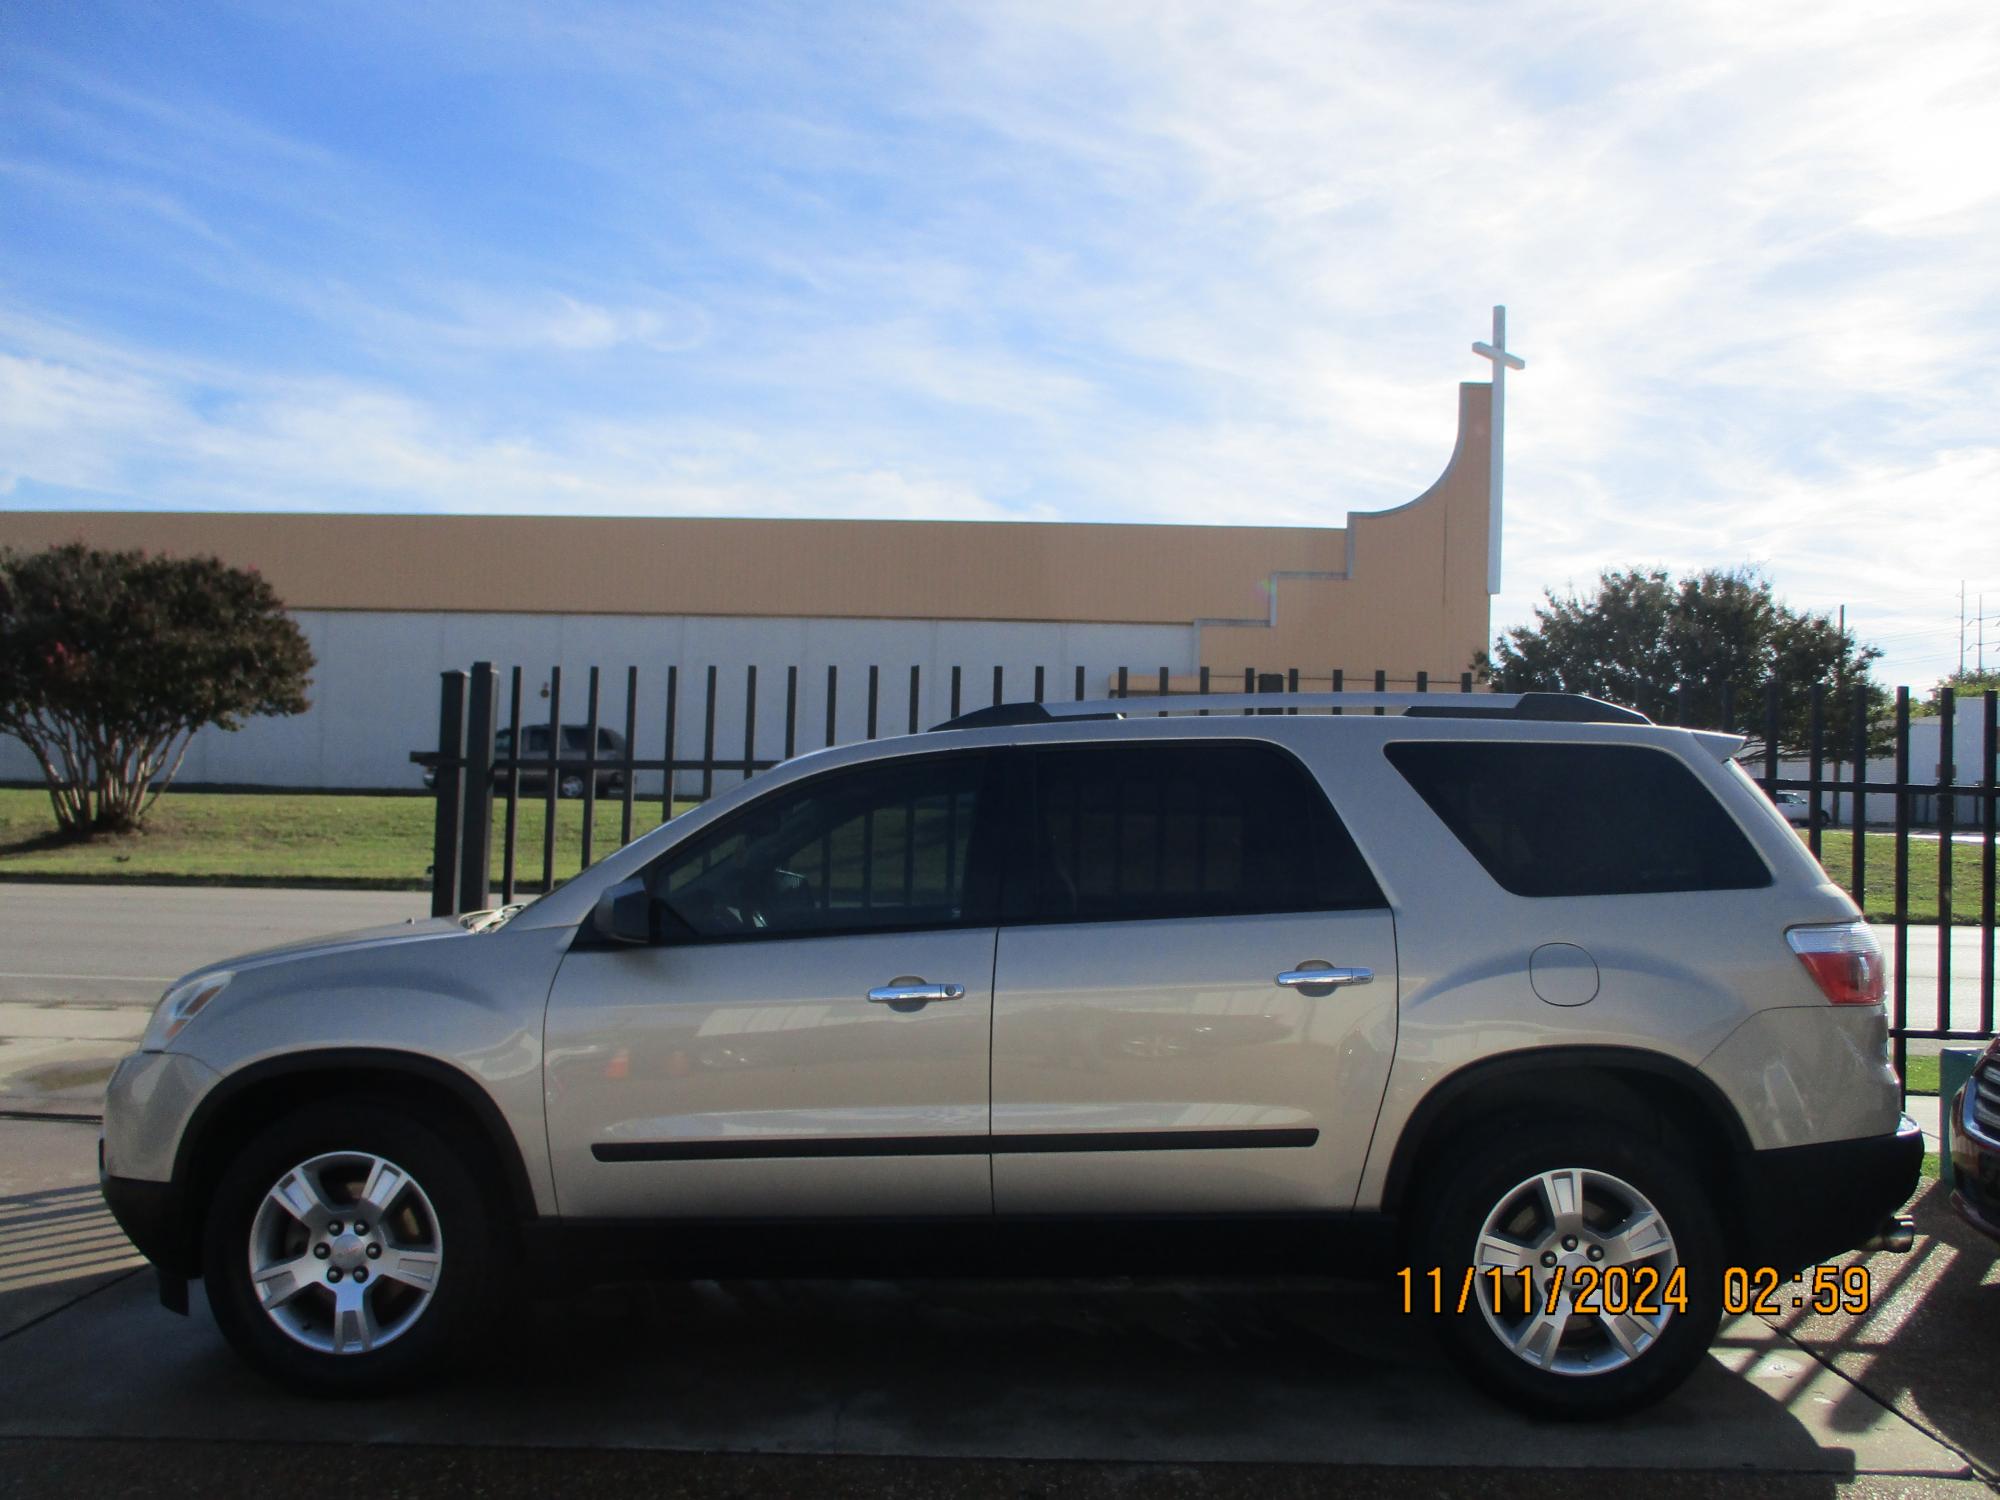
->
[1198,382,1494,683]
[0,382,1493,685]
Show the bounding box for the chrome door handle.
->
[867,981,966,1004]
[1276,967,1373,989]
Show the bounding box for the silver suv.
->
[100,691,1921,1419]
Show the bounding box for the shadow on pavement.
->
[0,1249,1892,1481]
[0,1180,143,1340]
[1763,1178,2000,1480]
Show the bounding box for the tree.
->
[0,543,314,835]
[1913,668,2000,717]
[1478,566,1884,751]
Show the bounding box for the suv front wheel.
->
[201,1101,499,1393]
[1414,1119,1724,1419]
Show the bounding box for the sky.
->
[2,1,1997,689]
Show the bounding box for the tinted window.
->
[1018,742,1382,923]
[1384,741,1770,897]
[651,754,993,940]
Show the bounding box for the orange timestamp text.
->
[1395,1264,1873,1317]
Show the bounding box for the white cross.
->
[1471,305,1524,596]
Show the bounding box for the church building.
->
[0,319,1521,791]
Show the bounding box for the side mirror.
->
[592,876,655,945]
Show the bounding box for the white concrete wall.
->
[1771,709,1994,827]
[0,611,1198,792]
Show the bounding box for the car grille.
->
[1975,1062,2000,1139]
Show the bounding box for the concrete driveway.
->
[0,1115,1993,1495]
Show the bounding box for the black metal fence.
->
[421,662,1997,1070]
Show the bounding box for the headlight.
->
[142,972,232,1052]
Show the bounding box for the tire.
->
[559,775,585,799]
[201,1100,500,1395]
[1412,1119,1724,1420]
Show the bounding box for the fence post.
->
[1936,688,1955,1025]
[501,667,522,906]
[1256,671,1283,713]
[456,662,497,912]
[1850,687,1868,900]
[701,666,718,800]
[541,667,561,894]
[1982,689,1997,1037]
[1763,682,1780,790]
[430,670,467,918]
[1807,682,1824,860]
[620,666,638,847]
[1892,687,1910,1085]
[784,666,798,760]
[663,665,680,820]
[580,666,601,871]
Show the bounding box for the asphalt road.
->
[0,884,426,1113]
[0,883,431,1005]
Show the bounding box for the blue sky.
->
[3,1,1997,687]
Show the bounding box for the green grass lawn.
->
[1803,831,1988,925]
[1903,1053,1939,1096]
[0,786,698,891]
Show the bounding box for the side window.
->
[1383,741,1771,897]
[651,754,993,941]
[1021,742,1383,924]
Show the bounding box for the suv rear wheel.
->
[1414,1119,1723,1419]
[201,1101,499,1393]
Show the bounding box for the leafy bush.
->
[0,543,314,834]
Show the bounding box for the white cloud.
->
[2,0,1997,688]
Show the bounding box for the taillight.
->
[1786,922,1885,1005]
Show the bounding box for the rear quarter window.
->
[1384,741,1771,897]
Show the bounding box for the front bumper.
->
[100,1171,185,1271]
[1737,1114,1925,1272]
[99,1154,194,1314]
[1946,1068,2000,1246]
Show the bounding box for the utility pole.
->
[1960,581,1968,675]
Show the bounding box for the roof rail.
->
[930,690,1649,731]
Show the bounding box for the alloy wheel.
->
[247,1150,444,1355]
[1471,1166,1679,1376]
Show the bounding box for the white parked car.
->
[1772,790,1832,829]
[100,691,1919,1419]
